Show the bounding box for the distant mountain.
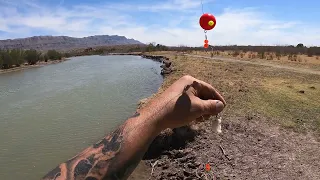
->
[0,35,144,51]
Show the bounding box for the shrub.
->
[47,50,62,60]
[232,50,240,57]
[258,51,265,59]
[25,49,40,65]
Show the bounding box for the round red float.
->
[199,13,216,30]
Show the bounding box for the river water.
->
[0,55,163,179]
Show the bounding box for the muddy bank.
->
[0,58,69,74]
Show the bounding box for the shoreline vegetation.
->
[2,42,320,74]
[0,49,67,74]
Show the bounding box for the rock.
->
[163,60,172,67]
[167,172,177,177]
[298,90,305,94]
[162,165,169,170]
[187,162,200,169]
[161,67,172,75]
[183,169,191,176]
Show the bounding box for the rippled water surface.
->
[0,55,163,179]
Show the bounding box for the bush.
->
[47,50,62,60]
[1,50,13,69]
[0,52,2,68]
[258,51,265,59]
[232,50,240,57]
[307,48,313,57]
[10,49,25,66]
[25,49,40,65]
[293,54,298,61]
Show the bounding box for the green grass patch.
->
[247,78,320,133]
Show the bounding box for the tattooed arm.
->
[42,75,226,180]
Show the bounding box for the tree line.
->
[0,49,65,69]
[2,43,317,70]
[78,43,319,57]
[170,43,320,57]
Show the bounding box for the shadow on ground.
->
[143,126,200,160]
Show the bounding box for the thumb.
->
[201,100,225,115]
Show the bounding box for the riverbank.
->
[129,51,320,180]
[107,53,173,76]
[0,58,69,74]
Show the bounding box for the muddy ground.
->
[129,51,320,180]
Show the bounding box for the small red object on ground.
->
[199,13,216,30]
[205,163,211,171]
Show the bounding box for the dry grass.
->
[191,50,320,71]
[148,51,320,136]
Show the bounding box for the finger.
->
[192,79,226,105]
[200,99,225,115]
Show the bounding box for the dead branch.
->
[195,166,203,179]
[148,160,159,179]
[219,145,231,161]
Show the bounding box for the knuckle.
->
[181,75,194,81]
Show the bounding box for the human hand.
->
[141,75,226,130]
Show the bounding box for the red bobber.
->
[199,13,216,30]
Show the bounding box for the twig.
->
[219,145,231,161]
[149,160,159,178]
[195,166,203,179]
[208,171,215,180]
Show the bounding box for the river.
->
[0,55,163,179]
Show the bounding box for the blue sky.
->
[0,0,320,46]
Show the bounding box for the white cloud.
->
[0,0,319,46]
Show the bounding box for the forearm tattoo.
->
[42,112,141,180]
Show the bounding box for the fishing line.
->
[201,0,205,14]
[198,1,223,134]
